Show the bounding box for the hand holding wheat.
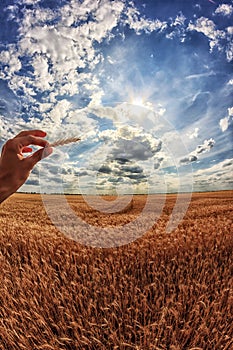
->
[0,130,53,203]
[49,137,81,147]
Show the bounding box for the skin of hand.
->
[0,130,53,203]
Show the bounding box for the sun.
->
[130,96,146,107]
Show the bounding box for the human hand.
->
[0,130,53,203]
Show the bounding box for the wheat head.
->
[49,137,81,147]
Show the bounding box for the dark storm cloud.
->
[195,139,215,154]
[74,169,90,177]
[111,138,162,162]
[25,178,39,186]
[121,165,143,173]
[127,173,147,180]
[98,165,112,174]
[95,158,147,184]
[180,155,198,164]
[115,158,131,164]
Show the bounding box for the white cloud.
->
[0,116,37,142]
[180,138,215,164]
[98,125,162,162]
[188,127,199,139]
[227,26,233,35]
[125,3,167,34]
[219,116,230,132]
[173,12,186,27]
[195,158,233,176]
[48,100,72,124]
[191,158,233,191]
[215,4,233,17]
[38,103,53,113]
[0,117,12,141]
[188,17,226,54]
[88,90,105,107]
[18,0,41,4]
[0,0,128,105]
[66,124,165,193]
[0,46,21,77]
[185,71,216,80]
[32,54,54,91]
[228,107,233,116]
[194,138,215,155]
[92,0,124,41]
[188,17,223,41]
[226,42,233,62]
[219,106,233,132]
[166,12,187,42]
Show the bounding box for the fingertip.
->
[37,130,47,137]
[28,146,53,167]
[42,146,53,158]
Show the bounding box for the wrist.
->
[0,171,16,203]
[0,186,14,203]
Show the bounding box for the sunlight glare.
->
[130,96,146,107]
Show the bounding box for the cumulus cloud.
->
[48,100,72,124]
[125,3,167,34]
[187,127,199,139]
[98,125,162,162]
[0,117,14,141]
[187,16,226,55]
[166,12,187,42]
[1,0,127,108]
[0,46,22,77]
[219,117,229,132]
[180,155,198,164]
[0,0,171,146]
[215,4,233,17]
[219,106,233,132]
[70,124,164,191]
[102,159,147,182]
[187,14,233,62]
[228,107,233,116]
[180,138,215,164]
[195,138,215,154]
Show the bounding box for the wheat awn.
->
[49,137,81,147]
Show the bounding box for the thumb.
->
[28,146,53,167]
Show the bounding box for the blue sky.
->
[0,0,232,194]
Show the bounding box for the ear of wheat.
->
[49,137,81,147]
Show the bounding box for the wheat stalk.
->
[49,137,81,147]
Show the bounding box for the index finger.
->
[16,135,49,149]
[14,130,47,139]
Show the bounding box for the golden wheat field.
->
[0,191,232,350]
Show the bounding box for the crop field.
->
[0,191,232,350]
